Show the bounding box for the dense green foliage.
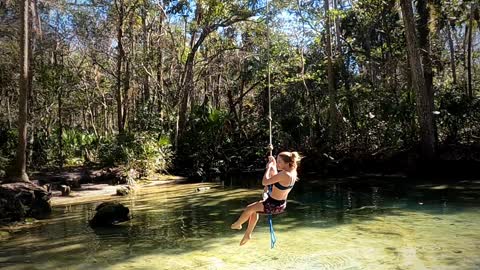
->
[0,0,478,178]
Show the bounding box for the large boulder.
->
[89,202,130,227]
[0,182,52,223]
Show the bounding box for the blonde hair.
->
[278,151,302,169]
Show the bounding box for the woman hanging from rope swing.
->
[231,0,301,246]
[231,147,301,246]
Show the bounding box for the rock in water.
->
[116,186,131,196]
[60,185,71,196]
[89,202,130,227]
[0,182,52,222]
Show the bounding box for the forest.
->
[1,2,480,268]
[0,0,479,183]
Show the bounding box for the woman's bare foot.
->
[231,223,242,230]
[240,234,251,246]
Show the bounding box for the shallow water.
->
[1,178,480,270]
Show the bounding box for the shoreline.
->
[50,175,188,206]
[0,175,190,233]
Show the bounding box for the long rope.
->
[267,0,272,157]
[266,0,276,249]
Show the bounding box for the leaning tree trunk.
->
[176,8,254,139]
[178,27,211,138]
[400,0,436,159]
[13,0,31,182]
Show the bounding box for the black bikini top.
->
[273,180,294,190]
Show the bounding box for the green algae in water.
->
[0,231,9,240]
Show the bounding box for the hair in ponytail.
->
[278,151,302,169]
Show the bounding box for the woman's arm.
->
[262,169,284,186]
[266,156,277,178]
[262,166,273,183]
[269,166,278,178]
[262,155,279,187]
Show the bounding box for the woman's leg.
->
[240,212,259,245]
[231,201,264,230]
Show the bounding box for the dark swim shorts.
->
[262,196,287,215]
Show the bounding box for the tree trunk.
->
[109,109,114,134]
[84,87,98,136]
[115,0,125,134]
[103,102,108,136]
[416,0,433,100]
[446,21,457,86]
[416,0,438,146]
[238,76,245,131]
[178,55,194,137]
[53,33,64,168]
[94,65,109,135]
[90,106,97,136]
[14,0,30,182]
[300,42,321,136]
[57,87,63,168]
[6,90,12,129]
[157,9,164,117]
[178,24,207,137]
[467,4,474,98]
[122,55,130,130]
[142,1,150,105]
[174,113,179,153]
[203,47,209,106]
[333,0,342,53]
[400,0,436,159]
[215,74,221,109]
[157,47,164,115]
[26,0,35,168]
[325,0,337,143]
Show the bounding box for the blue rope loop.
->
[268,214,276,248]
[267,185,276,249]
